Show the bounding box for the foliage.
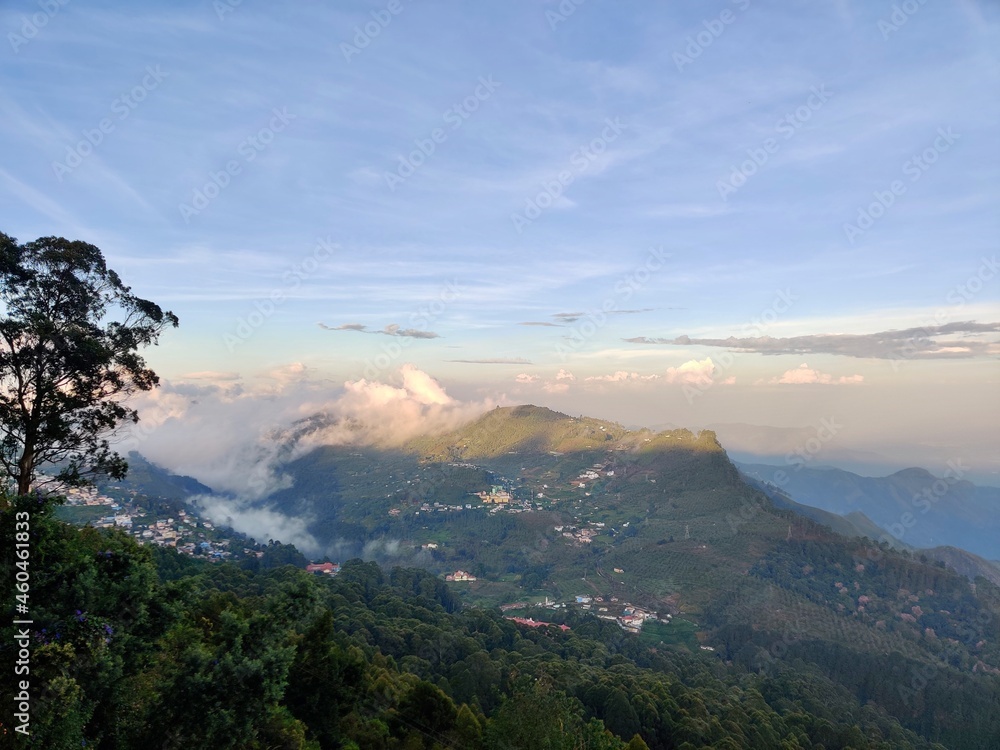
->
[5,499,992,749]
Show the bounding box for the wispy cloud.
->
[447,357,532,365]
[318,322,440,339]
[521,308,657,326]
[515,359,726,390]
[585,371,660,382]
[625,322,1000,360]
[180,371,242,381]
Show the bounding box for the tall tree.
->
[0,233,177,496]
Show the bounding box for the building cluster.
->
[573,463,616,490]
[554,522,605,545]
[445,570,477,582]
[60,485,233,561]
[499,596,670,635]
[415,501,474,514]
[393,481,533,518]
[574,595,665,633]
[475,485,511,504]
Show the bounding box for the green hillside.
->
[247,406,1000,748]
[2,495,966,749]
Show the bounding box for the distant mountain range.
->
[737,461,1000,560]
[706,421,1000,487]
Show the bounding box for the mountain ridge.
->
[737,460,1000,559]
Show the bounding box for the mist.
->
[119,364,493,554]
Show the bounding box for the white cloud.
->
[191,493,323,557]
[663,358,717,385]
[769,363,865,385]
[585,371,659,382]
[127,364,490,500]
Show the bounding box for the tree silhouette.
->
[0,233,177,496]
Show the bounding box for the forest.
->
[7,490,998,750]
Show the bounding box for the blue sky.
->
[2,0,998,482]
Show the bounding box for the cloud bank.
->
[446,357,532,364]
[514,358,730,392]
[123,365,493,553]
[625,321,1000,359]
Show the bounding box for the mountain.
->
[100,451,215,500]
[922,546,1000,588]
[215,405,1000,747]
[740,471,909,548]
[13,405,1000,748]
[709,422,1000,487]
[737,462,1000,559]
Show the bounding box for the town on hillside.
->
[55,483,260,562]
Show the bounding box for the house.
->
[305,562,340,575]
[446,570,477,582]
[575,595,592,604]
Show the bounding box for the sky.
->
[2,0,999,487]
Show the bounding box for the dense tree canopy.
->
[0,233,177,496]
[7,493,997,748]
